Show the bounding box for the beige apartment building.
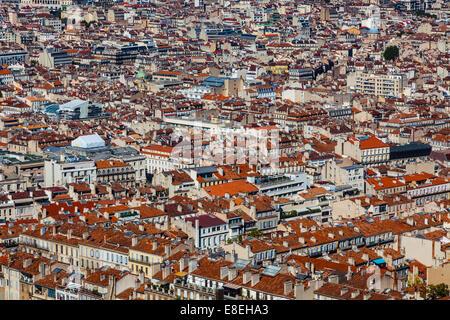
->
[335,135,390,165]
[322,158,364,191]
[348,71,405,98]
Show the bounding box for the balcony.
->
[130,258,152,266]
[23,242,49,252]
[146,283,173,297]
[78,287,103,299]
[394,264,409,272]
[174,280,216,296]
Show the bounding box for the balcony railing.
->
[394,264,409,272]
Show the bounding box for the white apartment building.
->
[347,71,405,98]
[44,157,96,187]
[141,145,192,174]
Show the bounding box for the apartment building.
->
[95,160,136,187]
[322,158,364,191]
[0,49,28,65]
[39,48,73,69]
[44,157,96,187]
[335,135,390,165]
[348,71,405,98]
[175,214,229,252]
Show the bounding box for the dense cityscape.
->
[0,0,448,302]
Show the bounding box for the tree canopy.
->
[383,45,399,62]
[421,283,449,300]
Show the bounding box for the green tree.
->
[383,45,399,62]
[422,283,449,300]
[248,230,263,238]
[407,274,422,287]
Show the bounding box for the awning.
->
[373,258,386,265]
[223,283,241,290]
[175,272,187,277]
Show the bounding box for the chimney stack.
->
[188,260,198,273]
[346,266,352,281]
[228,268,237,281]
[162,265,171,279]
[165,244,171,257]
[284,280,293,296]
[351,290,360,299]
[251,273,260,286]
[220,266,229,280]
[243,271,251,284]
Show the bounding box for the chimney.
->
[251,273,260,286]
[67,229,72,239]
[179,257,187,272]
[228,268,237,281]
[165,245,171,257]
[152,242,157,250]
[351,289,360,299]
[82,232,89,239]
[340,288,348,296]
[346,266,352,281]
[362,253,369,261]
[23,258,32,269]
[250,206,256,217]
[39,262,47,276]
[230,199,235,211]
[188,260,198,273]
[363,292,371,300]
[348,257,355,266]
[138,225,144,232]
[298,237,305,244]
[284,280,293,296]
[406,217,414,226]
[243,271,252,284]
[162,265,170,279]
[328,275,339,284]
[220,266,229,279]
[132,237,138,247]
